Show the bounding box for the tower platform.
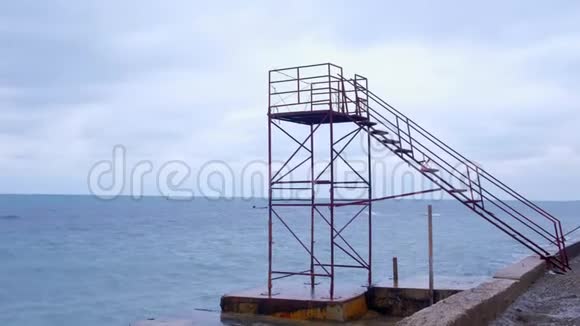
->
[270,109,368,125]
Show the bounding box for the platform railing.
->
[269,63,368,117]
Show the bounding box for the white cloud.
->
[0,0,578,199]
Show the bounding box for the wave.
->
[372,211,399,218]
[0,215,19,220]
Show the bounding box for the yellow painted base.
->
[270,294,367,321]
[221,288,368,322]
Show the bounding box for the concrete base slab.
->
[220,285,368,322]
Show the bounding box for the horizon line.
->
[0,192,577,203]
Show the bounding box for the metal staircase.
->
[338,74,570,272]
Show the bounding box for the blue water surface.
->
[0,195,578,326]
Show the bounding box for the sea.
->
[0,195,578,326]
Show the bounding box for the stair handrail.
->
[354,110,562,267]
[352,79,566,226]
[363,105,561,248]
[343,76,568,268]
[347,78,565,226]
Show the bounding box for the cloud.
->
[0,0,578,199]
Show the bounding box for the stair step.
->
[420,168,439,173]
[394,148,413,154]
[381,139,400,145]
[464,199,482,205]
[358,121,377,127]
[449,189,468,193]
[371,130,389,135]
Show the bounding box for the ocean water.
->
[0,195,578,326]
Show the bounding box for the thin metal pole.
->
[392,257,398,288]
[396,116,402,144]
[428,205,434,305]
[328,64,335,300]
[406,117,414,159]
[267,75,273,297]
[366,76,373,287]
[466,166,475,206]
[297,67,300,104]
[310,123,315,290]
[476,167,485,209]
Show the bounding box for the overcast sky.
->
[0,1,579,200]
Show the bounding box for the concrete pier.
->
[220,285,368,322]
[219,281,465,322]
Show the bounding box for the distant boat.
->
[252,205,268,209]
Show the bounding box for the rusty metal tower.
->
[266,63,569,299]
[267,64,372,299]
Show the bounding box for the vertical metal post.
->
[406,118,414,159]
[466,166,475,206]
[366,78,373,287]
[310,123,315,290]
[310,83,314,112]
[328,64,335,299]
[297,67,300,104]
[340,72,346,113]
[267,73,273,297]
[428,205,434,305]
[354,76,360,115]
[396,117,402,144]
[357,73,372,287]
[392,257,398,288]
[328,64,332,112]
[475,166,485,209]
